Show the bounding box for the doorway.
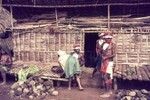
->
[84,33,99,67]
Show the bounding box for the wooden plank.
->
[143,65,150,80]
[117,64,122,78]
[139,67,149,81]
[145,65,150,72]
[113,64,119,77]
[136,66,142,81]
[40,76,69,82]
[2,3,150,8]
[131,67,137,80]
[122,64,127,80]
[113,77,118,90]
[126,65,132,80]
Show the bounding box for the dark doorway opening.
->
[84,33,99,67]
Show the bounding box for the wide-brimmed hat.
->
[103,34,113,39]
[98,32,106,37]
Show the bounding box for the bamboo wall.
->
[13,26,84,63]
[114,32,150,66]
[13,26,150,66]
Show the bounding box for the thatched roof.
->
[2,0,150,5]
[0,7,15,33]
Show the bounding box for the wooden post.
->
[10,6,13,29]
[107,4,110,30]
[113,77,118,90]
[55,8,58,27]
[33,0,36,5]
[0,0,2,12]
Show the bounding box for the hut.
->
[1,0,150,66]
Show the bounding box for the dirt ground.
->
[0,83,115,100]
[0,67,115,100]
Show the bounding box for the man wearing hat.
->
[71,45,84,90]
[57,48,84,91]
[92,32,106,77]
[100,34,116,97]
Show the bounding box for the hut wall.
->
[114,32,150,66]
[13,26,150,66]
[13,27,84,63]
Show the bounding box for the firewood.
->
[139,67,149,81]
[136,67,142,81]
[142,66,150,80]
[43,80,53,86]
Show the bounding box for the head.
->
[103,35,113,43]
[73,45,80,53]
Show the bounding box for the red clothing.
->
[100,42,115,79]
[0,54,12,66]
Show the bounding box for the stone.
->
[9,90,15,96]
[36,85,43,90]
[29,80,36,86]
[141,89,149,94]
[125,96,132,100]
[41,93,46,96]
[23,88,30,94]
[128,91,136,97]
[139,97,147,100]
[136,91,144,97]
[11,82,19,89]
[43,80,53,86]
[134,97,140,100]
[29,95,34,99]
[38,78,44,83]
[14,89,23,96]
[51,90,58,96]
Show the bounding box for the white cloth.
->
[106,61,114,79]
[57,50,69,70]
[98,39,104,46]
[102,43,109,50]
[72,53,79,59]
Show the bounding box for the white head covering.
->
[103,35,113,39]
[73,45,80,50]
[57,50,66,56]
[98,32,105,37]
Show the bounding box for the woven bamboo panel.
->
[114,33,150,65]
[13,27,84,63]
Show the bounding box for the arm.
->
[78,53,85,67]
[102,43,116,61]
[96,41,100,55]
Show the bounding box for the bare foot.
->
[79,87,84,91]
[0,82,6,85]
[68,87,71,90]
[100,93,110,98]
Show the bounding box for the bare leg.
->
[1,71,6,85]
[68,77,71,90]
[76,75,83,90]
[92,68,97,77]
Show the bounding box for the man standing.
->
[92,32,106,77]
[0,46,12,85]
[100,34,115,97]
[57,46,84,91]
